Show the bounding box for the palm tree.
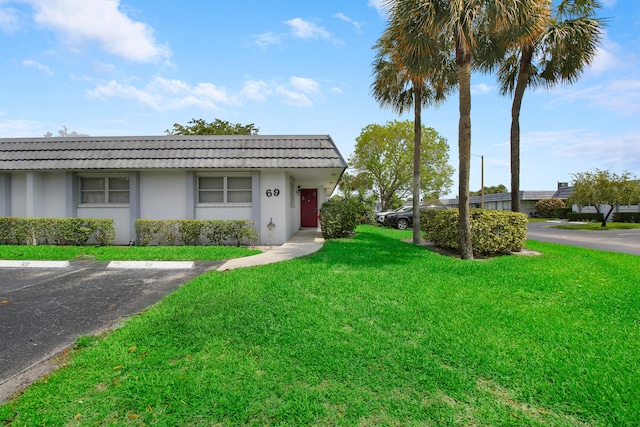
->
[495,0,603,212]
[386,0,546,259]
[371,11,456,245]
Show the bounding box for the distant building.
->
[440,190,556,217]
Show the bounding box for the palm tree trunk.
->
[510,44,533,213]
[413,86,422,244]
[457,45,473,260]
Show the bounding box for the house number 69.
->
[266,189,280,197]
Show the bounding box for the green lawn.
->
[0,244,260,261]
[2,225,638,426]
[552,222,640,231]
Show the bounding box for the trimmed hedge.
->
[566,212,604,222]
[0,217,115,246]
[612,212,640,223]
[553,207,572,219]
[134,219,258,246]
[421,209,528,257]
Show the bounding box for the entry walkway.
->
[217,228,324,271]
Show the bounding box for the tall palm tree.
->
[387,0,545,259]
[495,0,603,212]
[371,11,456,245]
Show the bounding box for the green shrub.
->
[0,217,115,246]
[535,198,566,218]
[178,220,205,245]
[612,212,640,223]
[319,197,361,239]
[421,209,528,257]
[203,220,227,245]
[567,212,604,222]
[553,207,572,219]
[135,219,257,246]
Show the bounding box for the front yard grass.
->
[0,244,260,261]
[1,225,638,426]
[552,222,640,231]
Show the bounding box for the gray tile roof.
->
[442,191,558,205]
[0,135,348,171]
[553,186,574,199]
[470,191,556,204]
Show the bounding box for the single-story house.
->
[0,135,347,245]
[551,184,640,217]
[440,190,557,216]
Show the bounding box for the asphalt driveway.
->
[0,261,219,402]
[527,221,640,256]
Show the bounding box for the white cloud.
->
[329,87,343,95]
[471,83,494,95]
[0,119,43,136]
[252,31,283,50]
[522,129,640,173]
[22,59,53,75]
[367,0,389,17]
[240,80,271,102]
[276,86,313,108]
[23,0,171,63]
[86,74,325,111]
[0,6,20,33]
[552,79,640,116]
[86,77,234,111]
[290,76,320,94]
[589,37,623,75]
[334,13,362,31]
[284,18,330,40]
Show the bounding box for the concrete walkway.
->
[217,228,325,271]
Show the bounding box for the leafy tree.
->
[470,184,508,196]
[372,12,456,243]
[488,0,603,212]
[567,169,640,227]
[166,118,259,135]
[338,171,374,194]
[350,120,453,213]
[44,126,89,137]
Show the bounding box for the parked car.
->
[375,206,411,224]
[384,205,447,229]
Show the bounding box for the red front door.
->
[300,188,318,227]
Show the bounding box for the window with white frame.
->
[80,176,130,204]
[198,175,252,204]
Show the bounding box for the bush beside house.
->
[319,197,366,239]
[0,217,115,246]
[421,209,527,257]
[535,198,566,218]
[134,219,258,246]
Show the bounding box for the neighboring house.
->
[552,184,640,217]
[0,135,347,245]
[441,191,556,217]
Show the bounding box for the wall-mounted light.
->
[296,185,301,194]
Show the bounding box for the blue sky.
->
[0,0,638,198]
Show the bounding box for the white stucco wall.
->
[9,172,26,217]
[258,171,288,245]
[140,171,187,219]
[196,206,253,221]
[41,172,67,217]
